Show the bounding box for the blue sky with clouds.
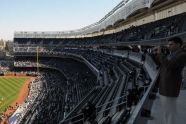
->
[0,0,122,40]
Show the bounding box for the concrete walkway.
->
[147,90,186,124]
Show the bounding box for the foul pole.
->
[37,46,39,74]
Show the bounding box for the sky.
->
[0,0,122,40]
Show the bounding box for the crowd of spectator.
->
[12,47,152,123]
[13,57,97,123]
[0,61,13,73]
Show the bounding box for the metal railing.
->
[60,94,128,124]
[60,113,84,124]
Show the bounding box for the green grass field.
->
[0,77,28,113]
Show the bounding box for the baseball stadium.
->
[0,0,186,124]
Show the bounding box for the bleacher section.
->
[12,47,155,124]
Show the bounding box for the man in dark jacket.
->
[155,37,186,124]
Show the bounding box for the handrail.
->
[61,94,128,124]
[61,113,84,124]
[59,87,96,123]
[96,101,127,115]
[96,94,128,109]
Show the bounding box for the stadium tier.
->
[14,13,186,47]
[11,47,158,124]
